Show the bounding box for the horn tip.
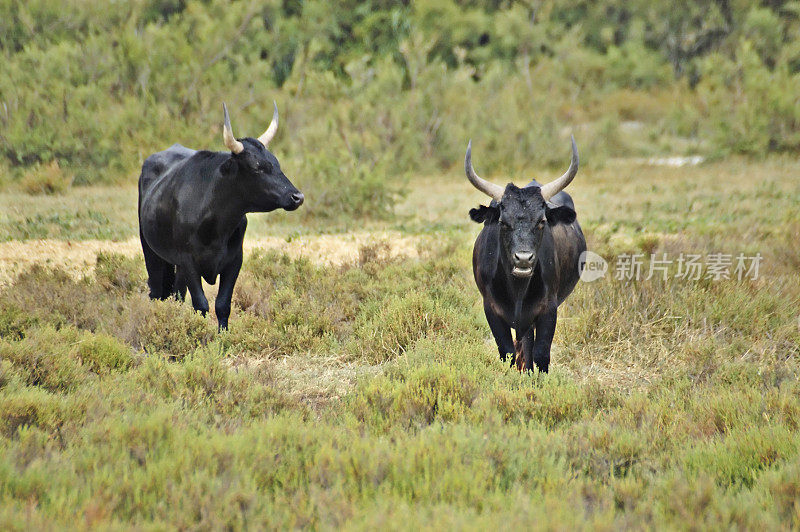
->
[464,140,472,176]
[571,135,579,165]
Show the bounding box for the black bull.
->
[138,103,303,330]
[466,138,586,372]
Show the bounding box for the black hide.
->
[471,182,586,372]
[138,137,303,330]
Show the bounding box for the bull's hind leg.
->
[173,267,188,301]
[141,230,172,300]
[484,303,515,365]
[161,263,175,298]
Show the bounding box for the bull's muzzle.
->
[284,192,304,211]
[512,251,535,278]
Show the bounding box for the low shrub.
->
[75,332,135,375]
[0,325,135,391]
[94,252,146,294]
[127,299,215,359]
[0,386,65,437]
[349,292,458,363]
[19,160,72,195]
[0,326,88,393]
[0,266,112,332]
[0,305,38,341]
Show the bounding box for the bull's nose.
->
[291,192,304,206]
[514,251,534,264]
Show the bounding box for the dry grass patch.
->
[0,233,425,286]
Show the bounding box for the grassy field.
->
[1,157,799,529]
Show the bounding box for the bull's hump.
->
[144,144,195,173]
[166,143,197,156]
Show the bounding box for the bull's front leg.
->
[214,249,243,331]
[483,302,515,364]
[532,307,558,373]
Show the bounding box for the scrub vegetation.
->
[1,158,799,528]
[1,0,800,529]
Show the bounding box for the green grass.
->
[0,159,799,528]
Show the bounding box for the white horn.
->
[222,102,244,154]
[257,101,279,147]
[465,140,505,202]
[539,135,579,201]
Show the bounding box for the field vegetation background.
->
[2,0,800,209]
[1,0,800,528]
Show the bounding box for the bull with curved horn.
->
[139,101,303,330]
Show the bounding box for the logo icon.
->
[579,250,608,282]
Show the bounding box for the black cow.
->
[138,102,303,330]
[466,137,586,372]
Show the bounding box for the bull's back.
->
[138,144,199,259]
[138,144,197,201]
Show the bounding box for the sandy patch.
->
[0,231,423,286]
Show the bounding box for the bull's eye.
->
[261,162,273,173]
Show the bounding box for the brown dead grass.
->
[228,354,384,409]
[0,231,424,286]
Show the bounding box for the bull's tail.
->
[514,339,526,371]
[514,329,535,372]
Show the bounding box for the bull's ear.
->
[469,205,499,223]
[546,205,576,225]
[220,157,238,176]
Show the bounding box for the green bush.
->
[350,292,458,363]
[3,0,799,216]
[0,326,88,393]
[19,160,73,195]
[0,305,38,341]
[0,266,112,331]
[0,385,65,437]
[75,332,135,375]
[696,41,800,156]
[94,252,146,294]
[0,325,135,391]
[295,149,402,220]
[128,299,215,359]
